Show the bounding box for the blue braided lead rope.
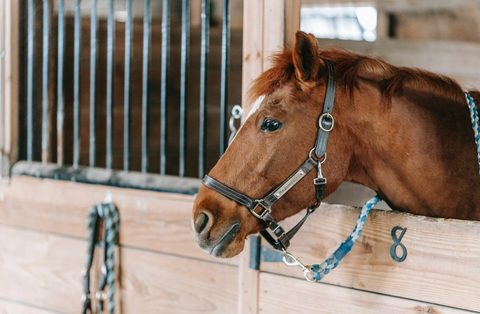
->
[104,203,119,314]
[307,195,380,282]
[85,202,119,314]
[465,92,480,174]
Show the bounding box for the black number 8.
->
[390,226,407,262]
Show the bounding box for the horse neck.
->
[343,83,480,220]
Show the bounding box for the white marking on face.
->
[219,95,266,159]
[245,95,265,120]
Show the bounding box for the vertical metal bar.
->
[89,0,98,167]
[198,0,210,178]
[57,0,65,166]
[42,0,50,164]
[160,0,170,175]
[27,0,35,162]
[73,0,82,168]
[179,0,190,177]
[106,0,115,169]
[124,0,132,171]
[219,0,230,155]
[141,0,151,173]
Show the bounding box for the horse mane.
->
[248,47,475,107]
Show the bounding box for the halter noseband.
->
[202,59,337,253]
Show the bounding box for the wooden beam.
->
[0,175,239,266]
[1,0,20,178]
[259,272,472,314]
[284,0,301,49]
[260,204,480,312]
[237,236,259,314]
[241,0,264,118]
[262,0,284,70]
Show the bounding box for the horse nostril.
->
[195,212,210,234]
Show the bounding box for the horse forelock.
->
[248,47,473,108]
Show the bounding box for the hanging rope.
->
[466,92,480,174]
[307,196,380,281]
[82,200,120,314]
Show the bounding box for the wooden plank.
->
[260,203,480,311]
[263,0,284,70]
[0,225,85,313]
[0,300,59,314]
[237,236,259,314]
[1,0,20,177]
[241,0,264,117]
[284,0,301,49]
[259,272,473,314]
[120,246,238,313]
[0,175,238,266]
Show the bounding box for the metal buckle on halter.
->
[250,200,271,220]
[319,113,334,132]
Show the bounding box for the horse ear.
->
[292,31,321,82]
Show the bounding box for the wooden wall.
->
[0,175,239,313]
[0,175,479,313]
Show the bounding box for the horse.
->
[192,30,480,259]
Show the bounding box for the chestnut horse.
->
[192,31,480,259]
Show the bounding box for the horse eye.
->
[260,119,282,132]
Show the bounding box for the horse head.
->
[192,31,353,258]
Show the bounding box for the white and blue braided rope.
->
[308,196,380,281]
[466,92,480,174]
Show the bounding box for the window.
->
[300,5,377,42]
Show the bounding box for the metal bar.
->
[73,0,82,168]
[13,161,202,196]
[124,0,132,171]
[89,0,98,167]
[160,0,170,175]
[179,0,190,177]
[219,0,230,155]
[27,0,35,162]
[198,0,210,178]
[42,0,50,164]
[57,0,65,166]
[141,0,151,173]
[106,0,115,169]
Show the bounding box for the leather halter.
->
[203,59,337,252]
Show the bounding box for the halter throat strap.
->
[202,59,337,251]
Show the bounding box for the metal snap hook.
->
[282,252,315,282]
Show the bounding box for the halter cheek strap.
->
[202,59,337,252]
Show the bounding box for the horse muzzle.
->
[193,210,242,258]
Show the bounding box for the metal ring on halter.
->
[319,113,334,132]
[309,148,327,164]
